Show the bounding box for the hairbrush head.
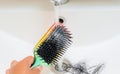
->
[31,23,72,68]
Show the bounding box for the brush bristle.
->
[36,24,72,65]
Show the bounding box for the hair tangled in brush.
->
[36,24,72,65]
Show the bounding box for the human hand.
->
[6,56,42,74]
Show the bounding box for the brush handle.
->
[31,53,50,68]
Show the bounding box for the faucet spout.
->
[50,0,69,6]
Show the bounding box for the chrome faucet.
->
[50,0,69,6]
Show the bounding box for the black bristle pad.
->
[37,25,72,64]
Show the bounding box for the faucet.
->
[50,0,69,6]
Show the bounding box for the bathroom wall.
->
[0,0,120,74]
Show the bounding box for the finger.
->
[6,69,10,74]
[19,56,34,68]
[37,66,43,71]
[10,60,18,68]
[30,68,41,74]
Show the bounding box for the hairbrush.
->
[31,21,72,68]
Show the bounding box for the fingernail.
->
[37,66,43,70]
[11,60,18,67]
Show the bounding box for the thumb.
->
[30,66,43,74]
[19,56,34,68]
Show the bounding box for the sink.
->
[0,0,120,74]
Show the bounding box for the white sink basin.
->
[0,0,120,74]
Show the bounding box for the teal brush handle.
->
[31,52,50,68]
